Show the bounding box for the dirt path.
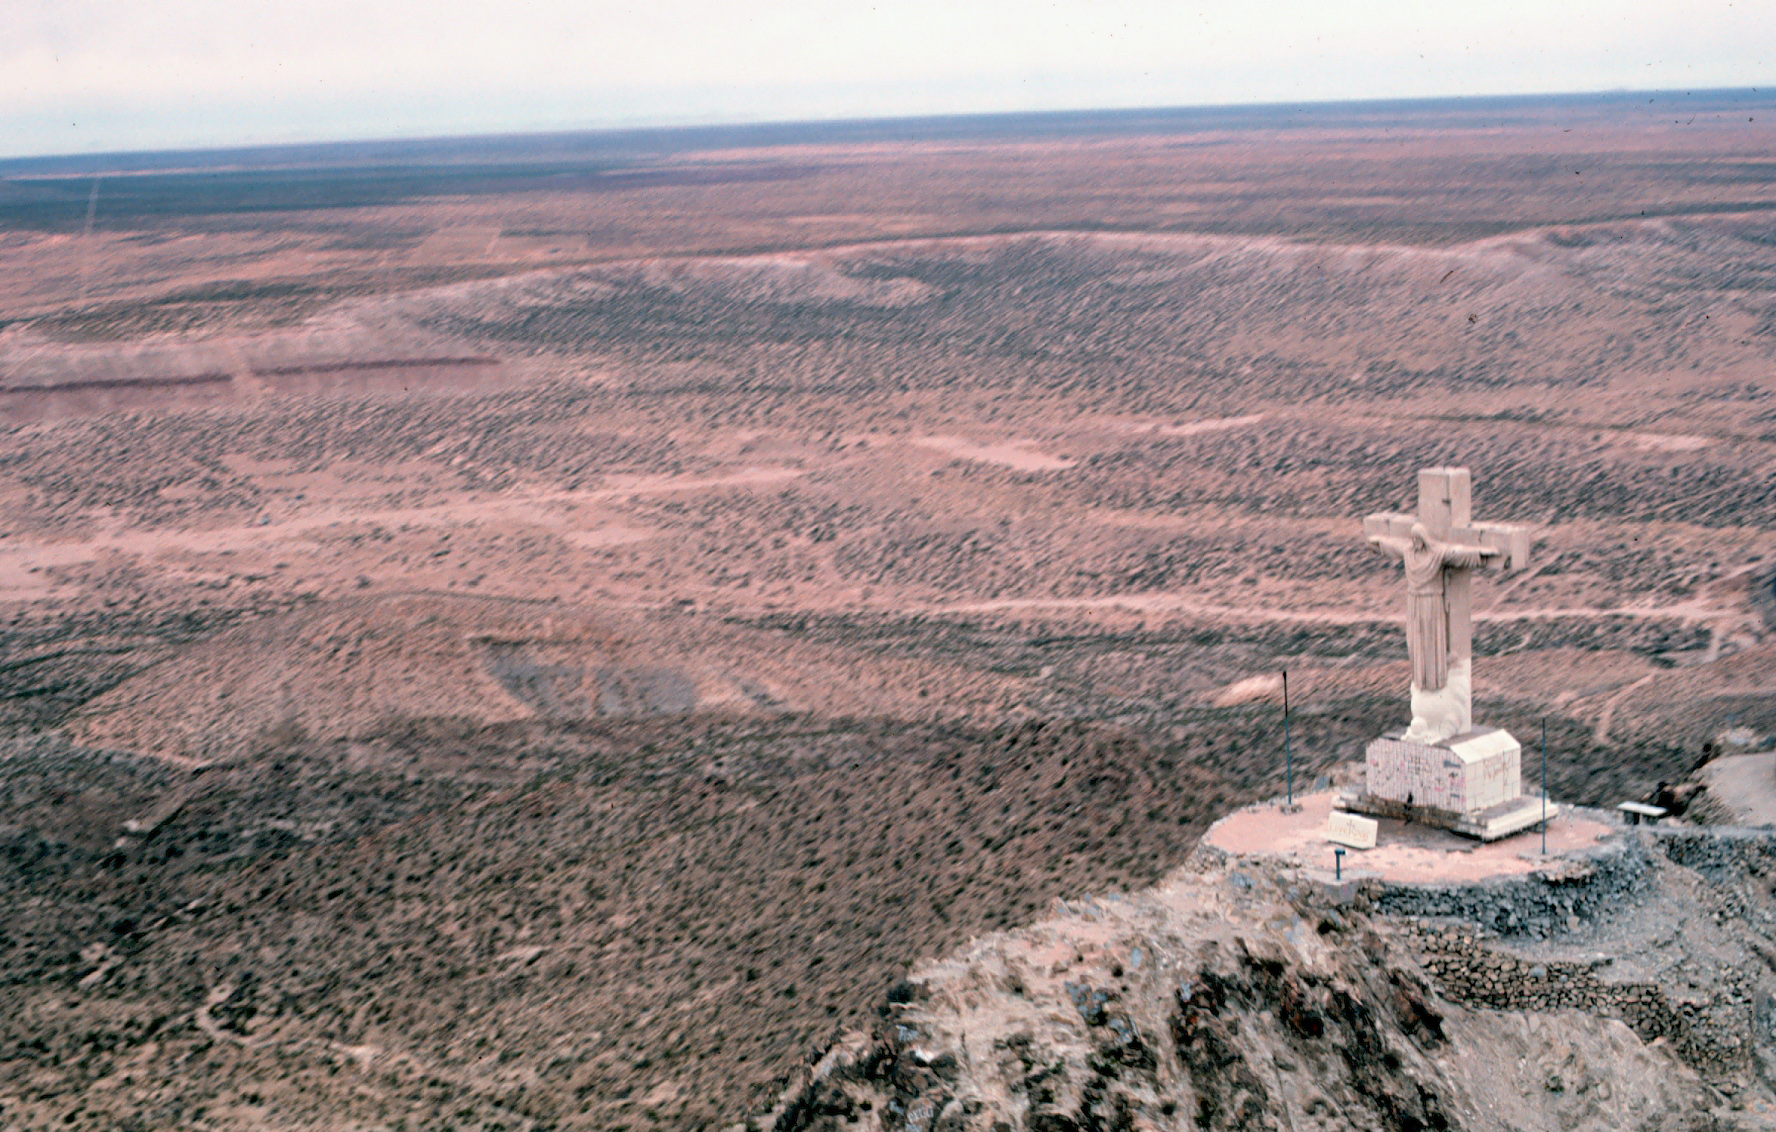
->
[1594,673,1657,745]
[934,593,1741,626]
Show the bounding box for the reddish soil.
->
[0,94,1771,1129]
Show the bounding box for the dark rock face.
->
[1167,942,1455,1132]
[772,1039,957,1132]
[774,929,1469,1132]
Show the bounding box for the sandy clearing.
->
[1099,413,1265,438]
[1156,414,1266,437]
[1700,751,1776,825]
[563,526,656,550]
[0,465,799,598]
[1215,673,1284,706]
[0,539,115,600]
[1624,431,1714,452]
[1143,414,1267,438]
[595,466,805,495]
[910,435,1074,472]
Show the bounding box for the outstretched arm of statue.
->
[1439,545,1497,570]
[1367,534,1410,560]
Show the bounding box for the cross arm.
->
[1450,522,1531,572]
[1362,512,1414,559]
[1363,512,1417,540]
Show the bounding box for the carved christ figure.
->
[1368,522,1499,693]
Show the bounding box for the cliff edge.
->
[766,803,1776,1132]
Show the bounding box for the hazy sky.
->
[4,0,1771,158]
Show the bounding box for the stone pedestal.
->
[1340,727,1556,842]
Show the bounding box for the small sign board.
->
[1326,811,1379,850]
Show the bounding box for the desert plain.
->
[0,90,1773,1129]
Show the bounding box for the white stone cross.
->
[1364,467,1530,743]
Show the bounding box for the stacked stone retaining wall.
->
[1405,920,1754,1080]
[1652,826,1776,883]
[1373,836,1649,939]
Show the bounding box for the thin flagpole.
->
[77,177,100,305]
[1541,718,1548,856]
[1283,669,1292,807]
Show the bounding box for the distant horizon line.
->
[2,83,1767,174]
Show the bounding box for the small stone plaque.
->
[1326,812,1379,850]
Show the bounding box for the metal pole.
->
[1334,847,1345,881]
[77,177,100,305]
[1283,669,1292,807]
[1541,718,1548,856]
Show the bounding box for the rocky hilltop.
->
[770,805,1776,1132]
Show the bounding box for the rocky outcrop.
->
[765,837,1753,1132]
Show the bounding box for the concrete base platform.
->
[1199,791,1609,885]
[1339,790,1558,842]
[1365,727,1522,815]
